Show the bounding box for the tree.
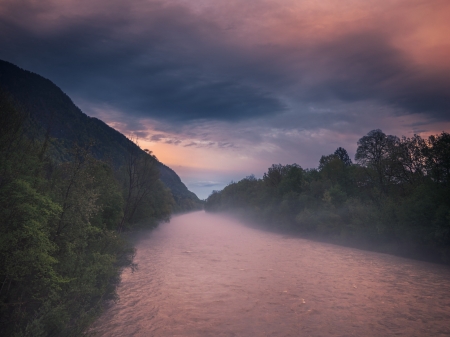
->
[119,143,172,231]
[355,129,399,192]
[278,164,305,195]
[0,179,62,335]
[319,154,346,185]
[390,135,427,186]
[425,132,450,185]
[334,147,352,166]
[263,164,287,188]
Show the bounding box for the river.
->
[90,211,450,336]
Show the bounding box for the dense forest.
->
[0,63,201,336]
[206,129,450,264]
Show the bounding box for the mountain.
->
[0,59,201,210]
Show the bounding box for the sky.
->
[1,0,449,199]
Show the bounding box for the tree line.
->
[0,90,174,335]
[205,129,450,263]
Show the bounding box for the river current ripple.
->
[91,211,450,336]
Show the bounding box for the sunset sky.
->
[1,0,449,198]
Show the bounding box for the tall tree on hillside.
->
[119,144,172,231]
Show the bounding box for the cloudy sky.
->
[1,0,449,198]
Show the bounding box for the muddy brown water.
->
[90,211,450,337]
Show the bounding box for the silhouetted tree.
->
[334,147,352,166]
[425,132,450,185]
[355,129,399,192]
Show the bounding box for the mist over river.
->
[91,211,450,336]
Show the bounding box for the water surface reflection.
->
[91,211,450,336]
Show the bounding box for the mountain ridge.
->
[0,59,201,210]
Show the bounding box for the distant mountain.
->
[0,59,201,210]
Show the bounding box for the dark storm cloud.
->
[133,131,150,139]
[0,0,449,127]
[0,0,285,122]
[300,32,450,119]
[150,134,165,142]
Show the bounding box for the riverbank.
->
[209,209,448,265]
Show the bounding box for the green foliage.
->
[118,146,174,230]
[278,165,305,195]
[0,179,63,335]
[425,132,450,185]
[89,163,124,230]
[0,89,174,336]
[206,132,450,264]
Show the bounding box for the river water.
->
[91,211,450,336]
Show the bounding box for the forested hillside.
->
[0,60,201,212]
[0,62,200,335]
[206,130,450,263]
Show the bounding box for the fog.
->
[91,211,450,336]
